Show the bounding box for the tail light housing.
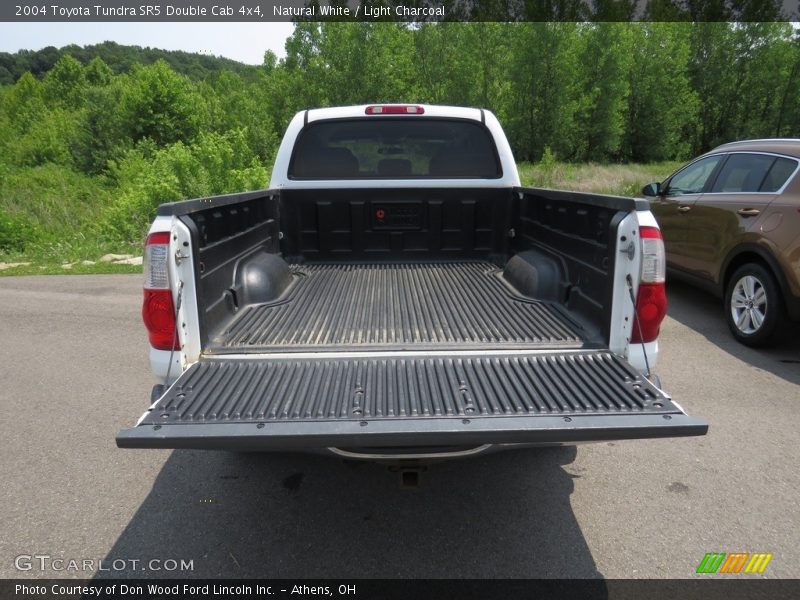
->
[631,226,667,343]
[142,232,179,350]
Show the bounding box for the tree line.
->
[3,23,799,166]
[0,22,798,250]
[0,41,256,85]
[276,21,799,162]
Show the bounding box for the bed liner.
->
[209,261,587,353]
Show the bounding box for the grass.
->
[0,160,683,277]
[0,229,142,276]
[0,162,142,276]
[0,164,112,236]
[0,232,142,276]
[517,160,681,196]
[0,261,143,276]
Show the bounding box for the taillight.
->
[142,232,179,350]
[631,226,667,343]
[365,105,425,115]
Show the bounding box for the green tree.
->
[774,32,800,137]
[504,23,582,161]
[728,24,797,141]
[120,60,202,147]
[623,23,698,162]
[575,23,634,161]
[210,71,279,162]
[85,56,113,86]
[14,108,78,166]
[102,129,269,241]
[43,55,86,109]
[3,71,46,132]
[75,82,129,173]
[688,22,739,152]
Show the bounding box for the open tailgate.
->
[117,350,707,450]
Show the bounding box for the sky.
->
[0,23,296,64]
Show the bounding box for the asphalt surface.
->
[0,274,798,579]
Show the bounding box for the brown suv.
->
[643,139,800,346]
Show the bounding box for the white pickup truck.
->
[117,104,707,459]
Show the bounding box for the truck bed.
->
[118,186,709,452]
[208,261,587,353]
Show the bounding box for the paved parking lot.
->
[0,274,798,579]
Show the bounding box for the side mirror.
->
[641,182,661,197]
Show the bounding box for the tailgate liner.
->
[211,262,585,352]
[117,351,707,450]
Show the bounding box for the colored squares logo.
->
[696,552,773,574]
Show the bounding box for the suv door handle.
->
[677,205,692,213]
[737,208,761,217]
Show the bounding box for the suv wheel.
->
[725,263,786,347]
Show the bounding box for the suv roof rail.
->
[714,138,800,149]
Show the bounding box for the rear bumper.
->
[117,412,707,450]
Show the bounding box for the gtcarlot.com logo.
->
[14,554,194,573]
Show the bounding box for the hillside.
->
[0,41,258,85]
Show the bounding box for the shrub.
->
[0,164,112,247]
[0,208,38,251]
[99,129,269,242]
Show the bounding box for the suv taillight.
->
[631,226,667,343]
[142,232,179,350]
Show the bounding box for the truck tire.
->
[724,263,787,347]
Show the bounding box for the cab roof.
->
[305,104,484,123]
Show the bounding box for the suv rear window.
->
[711,153,799,193]
[711,154,775,193]
[289,118,502,179]
[761,157,798,192]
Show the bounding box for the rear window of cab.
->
[289,118,502,180]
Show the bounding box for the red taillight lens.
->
[630,283,667,343]
[631,226,667,343]
[142,232,179,350]
[143,289,178,350]
[365,105,425,115]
